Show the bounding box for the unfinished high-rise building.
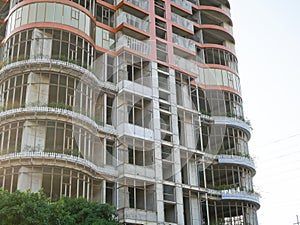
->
[0,0,259,224]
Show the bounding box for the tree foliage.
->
[0,190,120,225]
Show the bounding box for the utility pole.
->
[294,215,300,225]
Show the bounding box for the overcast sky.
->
[231,0,300,224]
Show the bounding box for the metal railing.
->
[213,116,252,135]
[221,190,260,205]
[173,55,198,74]
[0,59,118,92]
[171,13,194,31]
[172,33,195,52]
[116,12,150,33]
[116,35,150,55]
[0,107,117,135]
[0,152,117,178]
[171,0,192,12]
[217,154,255,171]
[126,0,149,10]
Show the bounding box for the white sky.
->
[231,0,300,224]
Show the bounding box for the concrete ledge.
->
[0,152,117,179]
[0,107,117,135]
[221,190,260,206]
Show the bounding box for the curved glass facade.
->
[7,2,94,37]
[4,28,94,68]
[0,0,259,224]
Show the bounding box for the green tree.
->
[0,190,51,225]
[0,190,119,225]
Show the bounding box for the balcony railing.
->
[116,35,150,55]
[220,4,231,16]
[213,116,252,135]
[0,59,118,92]
[222,22,233,35]
[171,0,192,12]
[116,12,150,33]
[217,154,255,171]
[173,55,198,74]
[126,0,149,11]
[0,107,117,135]
[0,152,117,177]
[172,33,195,52]
[221,190,260,205]
[171,13,194,32]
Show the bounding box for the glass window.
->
[54,4,62,23]
[36,3,45,22]
[79,11,85,31]
[45,3,54,22]
[63,5,71,25]
[21,5,29,26]
[28,4,37,23]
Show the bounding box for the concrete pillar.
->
[21,121,46,152]
[92,180,102,202]
[151,62,165,223]
[30,28,52,59]
[189,160,198,186]
[169,68,185,225]
[17,167,42,192]
[117,185,129,209]
[184,114,196,149]
[26,72,49,106]
[182,84,193,109]
[190,197,201,225]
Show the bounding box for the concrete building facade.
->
[0,0,259,224]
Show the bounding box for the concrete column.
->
[117,185,128,209]
[182,84,193,109]
[151,62,165,223]
[30,28,52,59]
[26,72,49,106]
[92,180,102,202]
[21,121,46,152]
[189,160,198,186]
[169,68,185,224]
[190,197,201,225]
[17,167,42,192]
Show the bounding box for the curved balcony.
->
[203,47,238,74]
[174,55,242,94]
[205,153,255,172]
[0,59,118,92]
[198,5,231,20]
[0,152,117,179]
[217,154,256,172]
[0,107,117,135]
[198,5,232,33]
[199,24,234,43]
[198,0,231,14]
[221,190,260,207]
[206,188,260,206]
[10,0,95,13]
[6,2,95,38]
[213,116,252,137]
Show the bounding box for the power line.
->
[251,133,300,151]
